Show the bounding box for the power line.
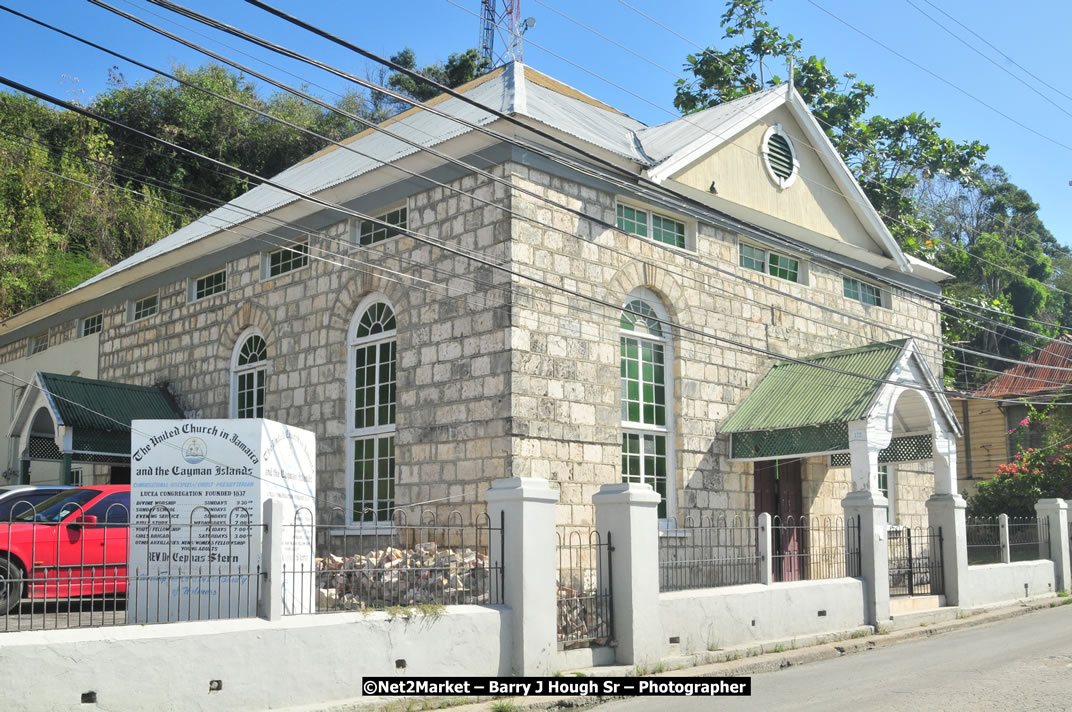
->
[14,1,1072,383]
[10,73,1066,408]
[804,0,1072,154]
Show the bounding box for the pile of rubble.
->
[315,542,494,610]
[556,583,611,649]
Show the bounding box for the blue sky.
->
[2,0,1071,245]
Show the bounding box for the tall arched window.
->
[348,298,397,524]
[620,293,674,519]
[232,330,267,419]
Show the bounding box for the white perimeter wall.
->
[965,561,1055,608]
[660,578,866,654]
[0,605,510,712]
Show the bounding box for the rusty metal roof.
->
[974,334,1072,398]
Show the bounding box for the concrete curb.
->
[294,595,1072,712]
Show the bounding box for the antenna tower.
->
[479,0,525,66]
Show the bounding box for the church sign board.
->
[129,419,316,623]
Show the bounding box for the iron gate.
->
[888,526,944,597]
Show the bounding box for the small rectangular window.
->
[739,244,766,273]
[767,253,799,282]
[843,276,882,306]
[192,270,226,300]
[28,333,48,355]
[70,468,83,487]
[268,241,309,277]
[616,204,649,238]
[80,313,103,337]
[357,207,407,246]
[616,202,693,249]
[651,213,686,248]
[740,243,800,283]
[131,294,159,321]
[877,465,888,499]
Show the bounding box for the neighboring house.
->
[0,63,961,528]
[954,333,1072,498]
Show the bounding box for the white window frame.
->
[128,293,159,323]
[843,275,887,308]
[189,269,227,302]
[27,333,48,356]
[351,203,408,247]
[761,124,800,189]
[230,328,267,419]
[346,294,398,529]
[262,239,310,279]
[80,313,103,337]
[614,199,694,251]
[738,240,808,284]
[70,468,83,487]
[619,288,677,525]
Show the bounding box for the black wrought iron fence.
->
[556,527,613,649]
[658,515,760,592]
[888,526,944,597]
[1,498,261,633]
[283,509,503,614]
[966,517,1002,565]
[771,515,861,583]
[1009,516,1050,562]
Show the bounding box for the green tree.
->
[387,48,492,105]
[920,165,1066,388]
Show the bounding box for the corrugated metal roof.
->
[39,372,183,432]
[72,63,649,293]
[974,334,1072,398]
[75,68,515,290]
[721,340,907,433]
[636,86,781,164]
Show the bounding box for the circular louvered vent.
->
[763,126,798,188]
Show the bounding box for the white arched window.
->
[348,298,397,524]
[620,292,675,520]
[231,330,267,419]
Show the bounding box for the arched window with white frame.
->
[348,297,397,524]
[619,291,675,520]
[231,330,267,419]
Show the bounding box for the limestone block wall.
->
[505,162,945,526]
[89,167,515,525]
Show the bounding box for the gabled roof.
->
[974,334,1072,398]
[721,339,960,460]
[642,83,911,273]
[1,63,922,336]
[722,340,908,434]
[70,63,647,294]
[9,371,184,462]
[36,372,183,432]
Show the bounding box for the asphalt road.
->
[598,603,1072,712]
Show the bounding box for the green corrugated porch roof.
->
[722,340,907,433]
[722,340,910,460]
[38,371,183,457]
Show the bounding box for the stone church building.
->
[0,63,960,529]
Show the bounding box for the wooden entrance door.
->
[754,459,804,581]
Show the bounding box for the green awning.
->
[722,340,908,460]
[37,371,183,461]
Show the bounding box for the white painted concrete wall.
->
[0,605,510,712]
[659,578,866,654]
[965,561,1056,607]
[0,335,99,483]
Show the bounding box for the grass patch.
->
[491,702,521,712]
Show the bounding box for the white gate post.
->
[998,513,1011,564]
[1034,499,1070,593]
[593,482,662,667]
[485,477,559,676]
[258,498,284,622]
